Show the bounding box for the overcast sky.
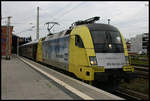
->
[2,1,149,40]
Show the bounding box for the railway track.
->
[39,62,149,100]
[20,57,149,100]
[134,71,149,79]
[133,66,149,79]
[92,82,149,100]
[93,80,149,100]
[135,66,149,71]
[114,87,149,100]
[131,64,149,67]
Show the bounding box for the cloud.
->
[2,1,149,40]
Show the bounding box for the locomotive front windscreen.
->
[90,30,124,53]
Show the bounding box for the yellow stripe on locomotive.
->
[69,25,104,81]
[36,38,43,62]
[120,32,134,72]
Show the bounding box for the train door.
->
[69,34,89,80]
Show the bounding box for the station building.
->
[1,26,13,58]
[1,26,32,58]
[130,33,149,54]
[12,34,32,54]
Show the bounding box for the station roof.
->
[20,40,38,47]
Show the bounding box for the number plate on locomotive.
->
[122,66,134,72]
[92,66,104,72]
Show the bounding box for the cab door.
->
[69,34,88,79]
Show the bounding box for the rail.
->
[134,66,149,71]
[115,87,149,100]
[133,66,149,79]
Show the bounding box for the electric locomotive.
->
[19,16,134,84]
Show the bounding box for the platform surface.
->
[1,55,124,100]
[1,55,73,100]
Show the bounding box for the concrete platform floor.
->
[1,55,73,100]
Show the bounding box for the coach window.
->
[75,35,84,48]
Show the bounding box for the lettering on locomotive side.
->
[43,36,69,63]
[107,63,125,66]
[104,57,120,60]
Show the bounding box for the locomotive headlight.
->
[125,56,129,64]
[89,56,97,65]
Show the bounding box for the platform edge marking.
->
[19,57,94,100]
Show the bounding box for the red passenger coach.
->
[1,26,13,58]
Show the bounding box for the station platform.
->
[2,55,124,100]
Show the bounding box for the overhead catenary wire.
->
[47,2,85,31]
[4,2,86,39]
[39,2,73,24]
[2,3,72,27]
[33,3,73,35]
[2,2,85,29]
[1,20,8,25]
[18,14,36,23]
[47,2,73,20]
[1,16,10,19]
[52,2,85,22]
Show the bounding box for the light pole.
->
[6,16,12,60]
[17,37,19,56]
[37,6,39,40]
[108,19,110,24]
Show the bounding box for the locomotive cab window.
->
[75,35,84,48]
[90,30,124,53]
